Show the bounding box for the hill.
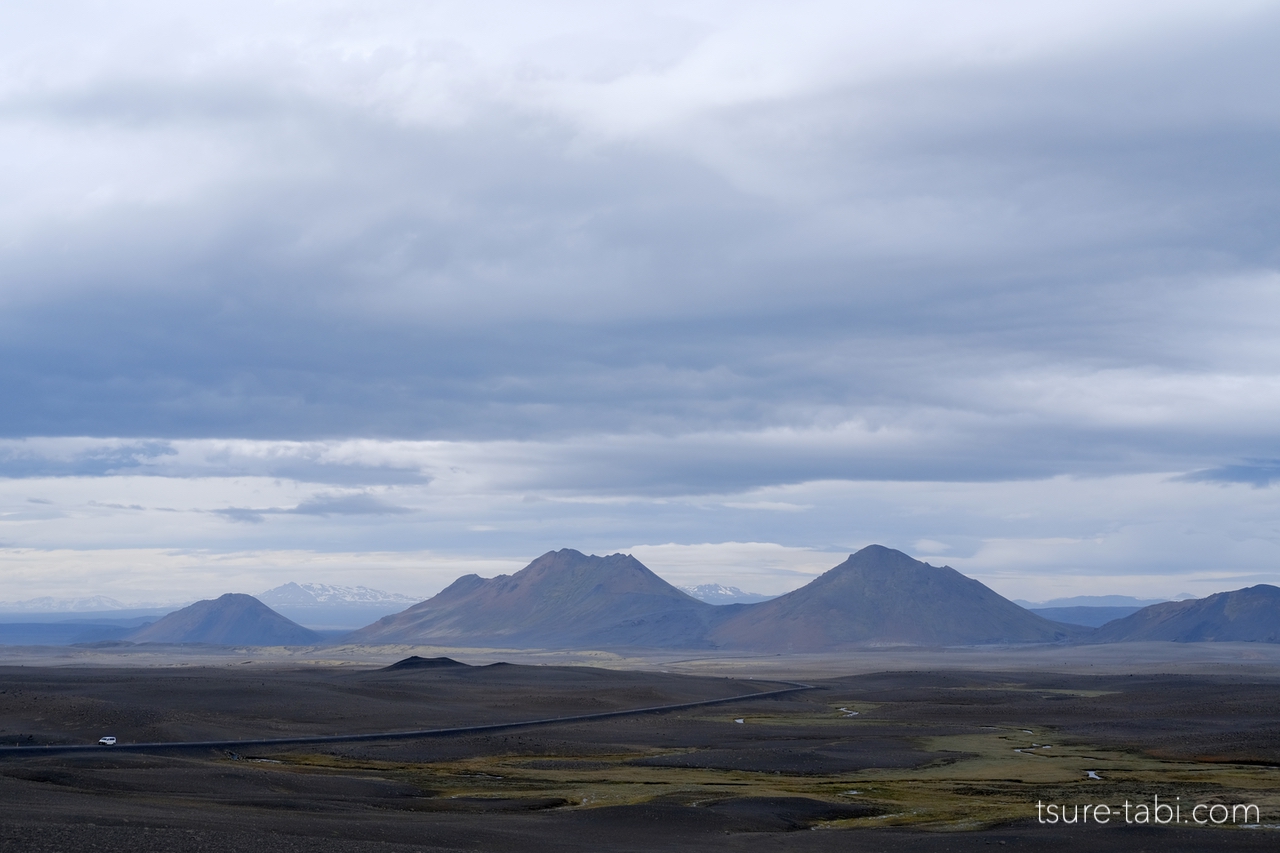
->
[708,545,1082,649]
[126,594,322,645]
[346,549,715,648]
[1089,585,1280,643]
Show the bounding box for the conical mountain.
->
[126,593,321,645]
[1089,585,1280,643]
[347,549,715,648]
[708,545,1082,649]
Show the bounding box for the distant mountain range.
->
[678,584,775,604]
[1015,595,1200,629]
[1089,585,1280,643]
[348,546,1085,649]
[255,582,422,629]
[1013,594,1190,608]
[1026,606,1143,628]
[7,546,1278,649]
[257,582,419,607]
[0,595,133,612]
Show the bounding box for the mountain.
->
[708,545,1083,650]
[125,594,322,645]
[1089,585,1280,643]
[347,545,1085,650]
[679,583,776,605]
[347,549,715,648]
[257,582,418,606]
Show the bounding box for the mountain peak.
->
[710,546,1081,649]
[126,593,321,646]
[347,549,711,648]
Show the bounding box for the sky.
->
[2,0,1279,606]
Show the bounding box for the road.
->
[0,680,814,756]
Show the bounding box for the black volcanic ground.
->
[2,659,1278,852]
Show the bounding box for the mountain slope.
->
[347,549,715,648]
[126,594,321,645]
[708,545,1082,649]
[1089,585,1280,643]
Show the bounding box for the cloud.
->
[0,3,1277,458]
[0,439,430,485]
[213,491,414,523]
[2,2,1280,598]
[1176,461,1280,487]
[213,507,267,524]
[288,493,414,516]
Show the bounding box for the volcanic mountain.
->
[349,545,1083,649]
[1089,584,1280,643]
[346,549,715,648]
[707,545,1083,649]
[126,593,321,645]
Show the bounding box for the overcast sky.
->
[2,1,1279,605]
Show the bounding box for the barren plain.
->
[1,643,1278,852]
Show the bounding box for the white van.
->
[97,736,117,746]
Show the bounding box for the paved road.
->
[0,680,814,757]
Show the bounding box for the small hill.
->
[380,655,470,671]
[346,549,715,648]
[126,594,321,645]
[1089,585,1280,643]
[708,545,1082,649]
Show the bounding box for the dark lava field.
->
[1,659,1278,852]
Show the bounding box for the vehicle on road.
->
[97,736,116,746]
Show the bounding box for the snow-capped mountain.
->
[678,583,775,605]
[254,583,421,630]
[257,582,419,607]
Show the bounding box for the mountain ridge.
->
[707,545,1082,649]
[347,549,715,648]
[349,545,1084,649]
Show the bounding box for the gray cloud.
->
[213,492,414,524]
[0,4,1277,514]
[1176,461,1280,488]
[288,493,414,516]
[0,442,177,477]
